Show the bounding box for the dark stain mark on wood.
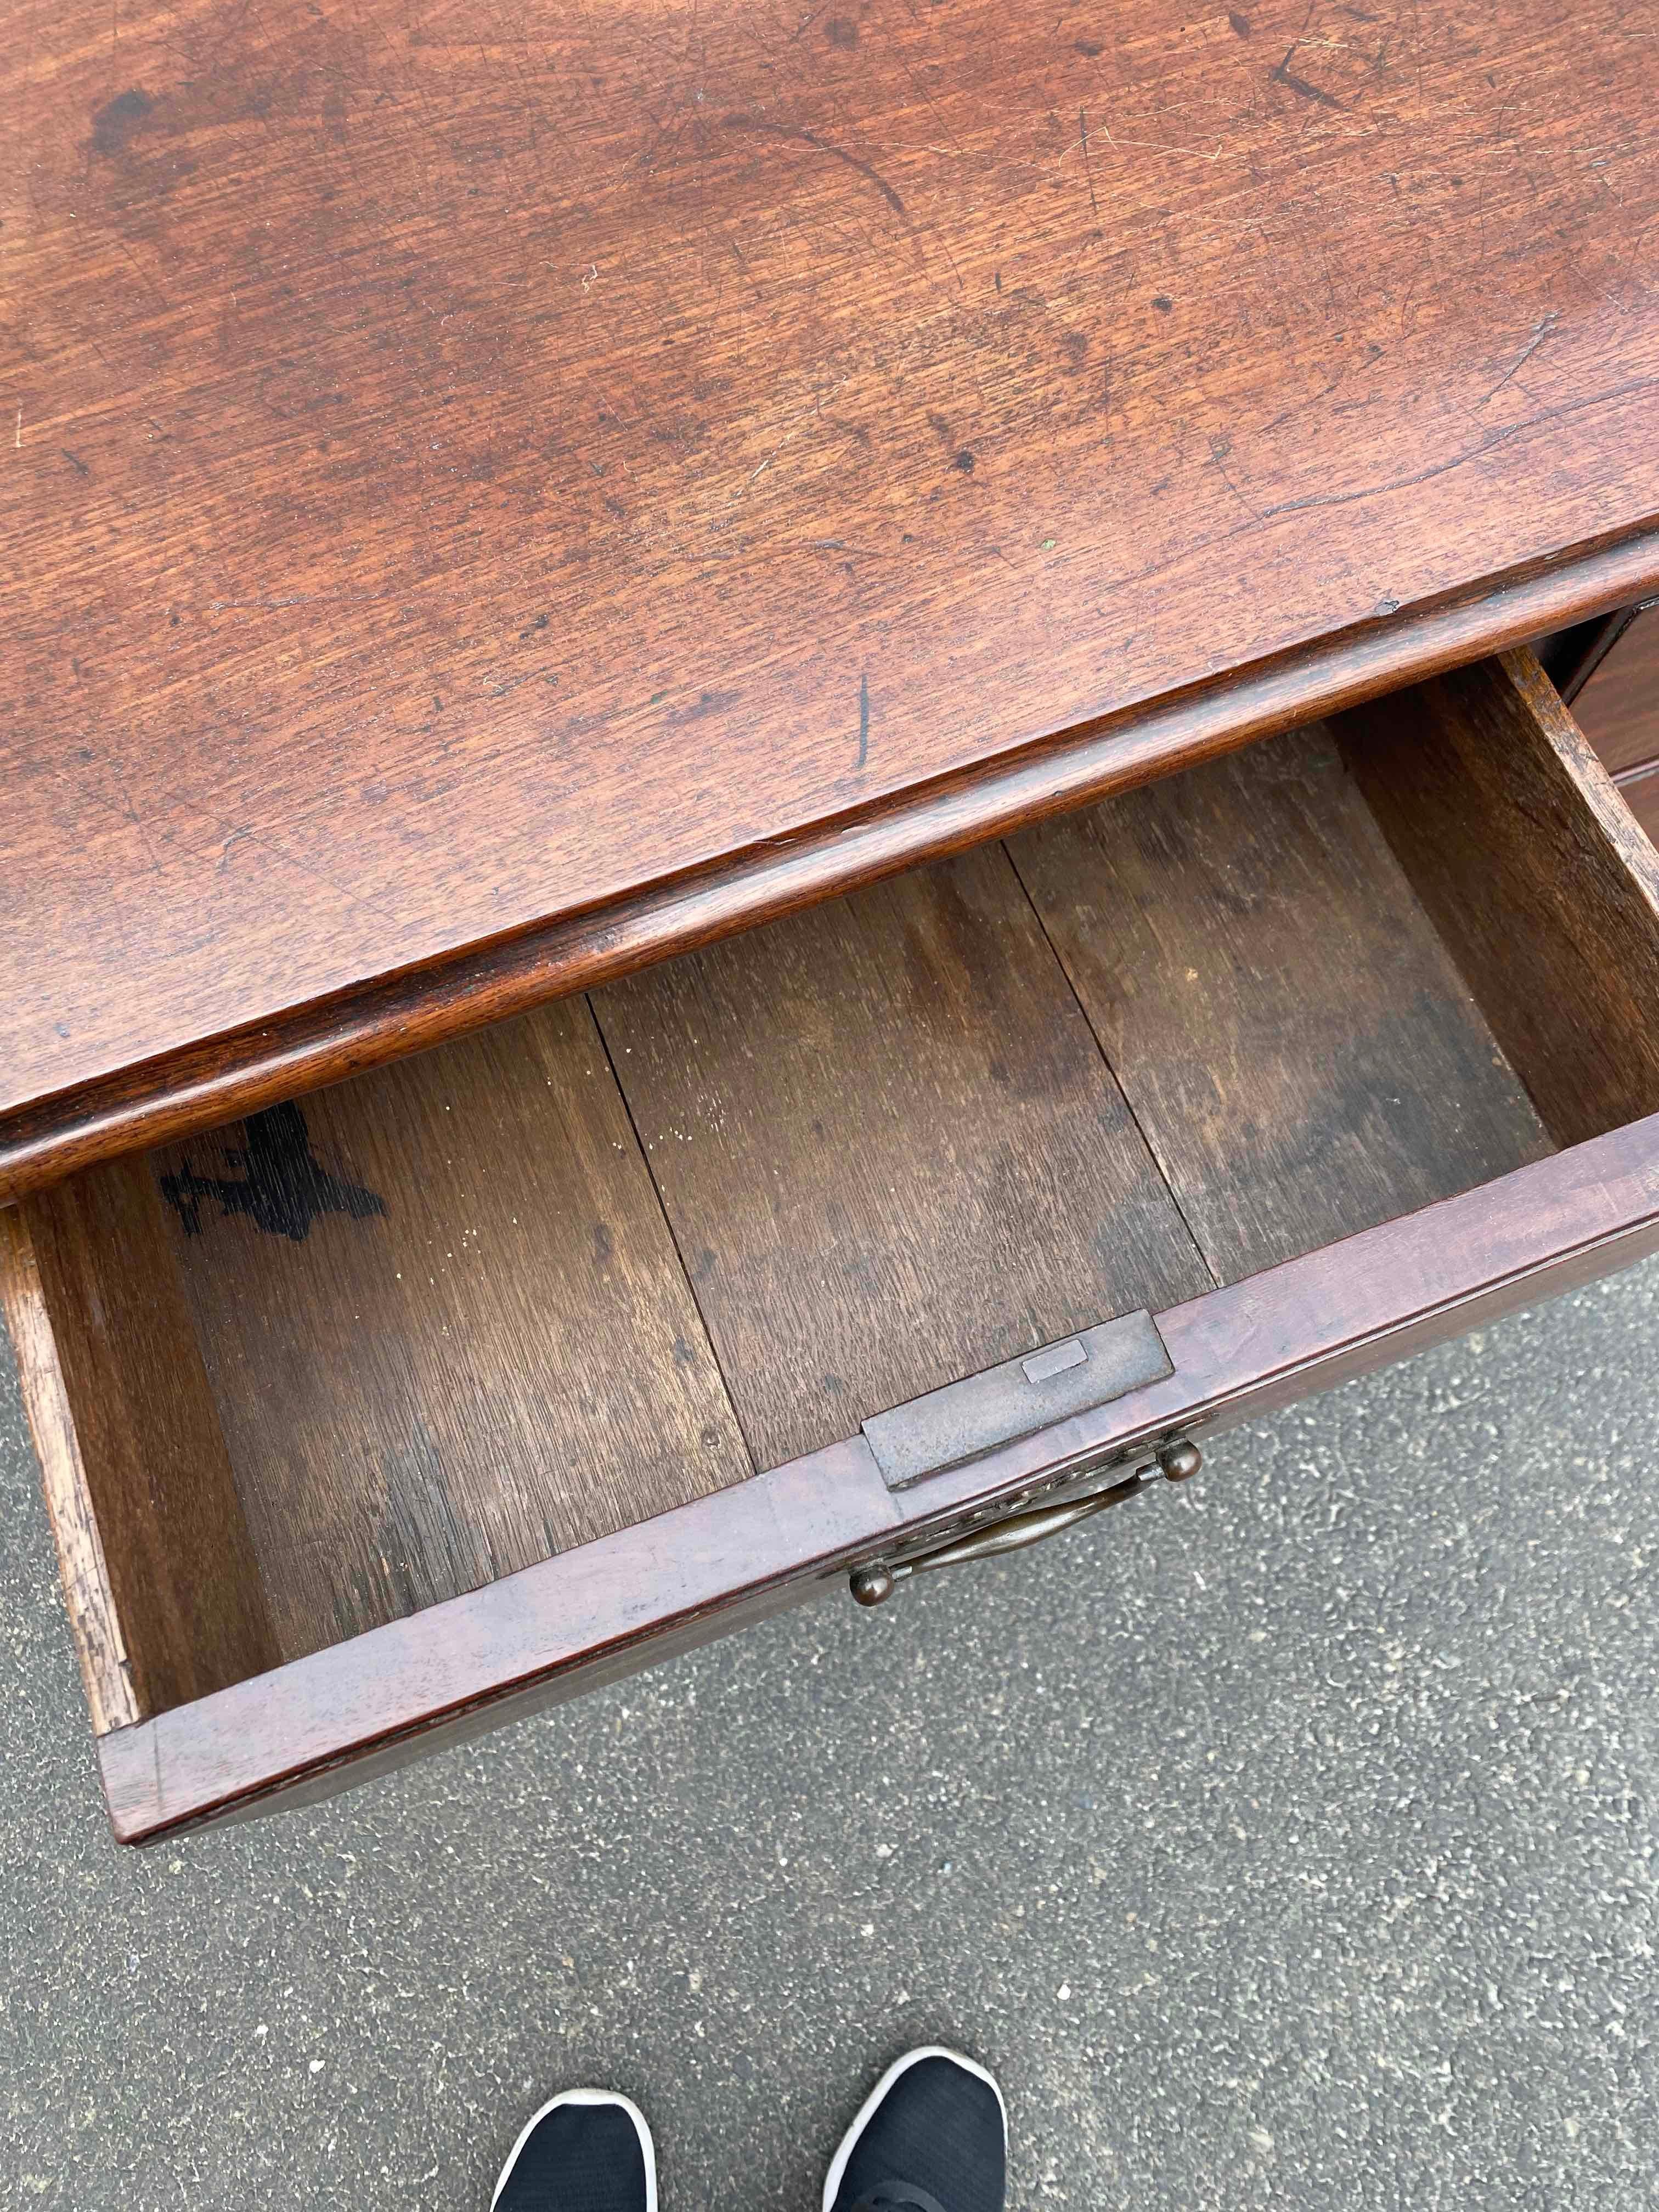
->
[663,687,741,726]
[826,15,859,47]
[159,1102,386,1243]
[1074,39,1103,57]
[721,114,907,219]
[955,450,976,473]
[60,449,91,478]
[1078,106,1099,216]
[91,87,156,157]
[1229,10,1252,35]
[858,670,870,769]
[1270,49,1344,107]
[1153,294,1174,313]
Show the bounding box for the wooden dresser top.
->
[3,0,1658,1191]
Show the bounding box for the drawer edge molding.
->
[95,1112,1659,1846]
[99,1438,905,1844]
[7,524,1659,1207]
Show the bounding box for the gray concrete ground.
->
[2,1262,1656,2211]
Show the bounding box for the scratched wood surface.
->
[145,1001,753,1660]
[3,0,1658,1181]
[1008,723,1553,1284]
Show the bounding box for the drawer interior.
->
[8,652,1659,1731]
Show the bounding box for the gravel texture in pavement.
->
[2,1262,1655,2210]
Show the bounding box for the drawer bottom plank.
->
[140,999,755,1661]
[1008,724,1553,1284]
[592,843,1215,1472]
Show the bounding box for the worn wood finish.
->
[147,1002,753,1662]
[596,844,1211,1468]
[19,631,1659,1839]
[1009,725,1553,1283]
[3,541,1654,1218]
[1338,651,1659,1150]
[9,1159,279,1714]
[5,0,1659,1196]
[4,539,1657,1211]
[0,1210,138,1735]
[97,1111,1659,1844]
[1571,607,1659,777]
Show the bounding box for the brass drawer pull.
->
[849,1438,1201,1606]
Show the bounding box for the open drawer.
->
[7,650,1659,1844]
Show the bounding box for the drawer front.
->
[86,1129,1659,1840]
[8,648,1659,1844]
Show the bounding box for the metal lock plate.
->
[861,1308,1173,1489]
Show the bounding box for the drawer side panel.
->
[1337,649,1659,1150]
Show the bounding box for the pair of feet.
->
[493,2045,1006,2212]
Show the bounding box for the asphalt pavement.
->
[2,1260,1655,2209]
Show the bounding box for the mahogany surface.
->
[5,0,1659,1198]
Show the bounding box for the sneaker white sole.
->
[491,2085,658,2212]
[821,2045,1007,2212]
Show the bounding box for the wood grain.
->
[98,1110,1659,1844]
[5,534,1657,1211]
[1571,607,1659,776]
[1337,650,1659,1150]
[0,1209,138,1734]
[594,844,1211,1469]
[4,0,1659,1193]
[9,1158,279,1714]
[1009,724,1553,1284]
[148,1001,754,1660]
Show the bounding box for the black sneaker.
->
[492,2087,656,2212]
[822,2047,1007,2212]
